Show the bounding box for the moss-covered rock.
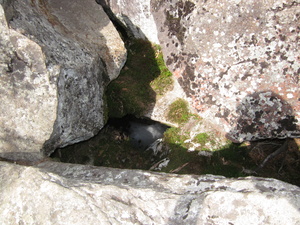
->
[167,98,191,124]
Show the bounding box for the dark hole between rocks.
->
[50,115,170,169]
[109,115,170,150]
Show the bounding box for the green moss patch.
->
[150,46,173,95]
[164,127,189,147]
[194,133,210,145]
[106,39,173,118]
[167,98,193,124]
[193,132,217,148]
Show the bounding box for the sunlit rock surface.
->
[0,161,299,224]
[0,4,57,153]
[97,0,160,44]
[150,0,300,142]
[0,0,126,155]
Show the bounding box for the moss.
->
[106,39,173,118]
[164,127,189,147]
[150,46,173,95]
[194,133,210,145]
[167,98,192,124]
[193,132,217,148]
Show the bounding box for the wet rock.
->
[0,161,299,224]
[150,0,300,142]
[0,0,126,155]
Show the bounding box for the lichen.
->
[164,0,195,45]
[154,0,300,141]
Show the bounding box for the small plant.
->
[164,127,189,147]
[194,133,210,145]
[167,98,191,124]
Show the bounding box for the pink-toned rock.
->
[151,0,300,142]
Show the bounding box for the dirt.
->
[248,139,300,186]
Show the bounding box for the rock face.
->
[149,0,300,142]
[0,161,299,224]
[0,3,57,153]
[0,0,126,155]
[97,0,160,44]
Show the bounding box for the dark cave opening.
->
[50,115,170,169]
[108,115,170,150]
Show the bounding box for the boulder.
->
[149,0,300,142]
[0,161,299,224]
[0,0,126,155]
[97,0,160,44]
[0,3,58,154]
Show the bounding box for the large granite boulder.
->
[0,0,126,155]
[0,4,57,154]
[0,161,299,224]
[150,0,300,142]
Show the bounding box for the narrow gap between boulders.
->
[50,2,300,187]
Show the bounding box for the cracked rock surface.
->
[0,161,299,224]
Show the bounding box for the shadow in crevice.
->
[96,0,166,119]
[105,38,162,118]
[50,1,173,170]
[50,114,169,170]
[247,138,300,186]
[224,90,300,186]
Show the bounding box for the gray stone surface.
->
[150,0,300,142]
[99,0,160,43]
[0,0,126,155]
[0,4,57,153]
[0,161,299,224]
